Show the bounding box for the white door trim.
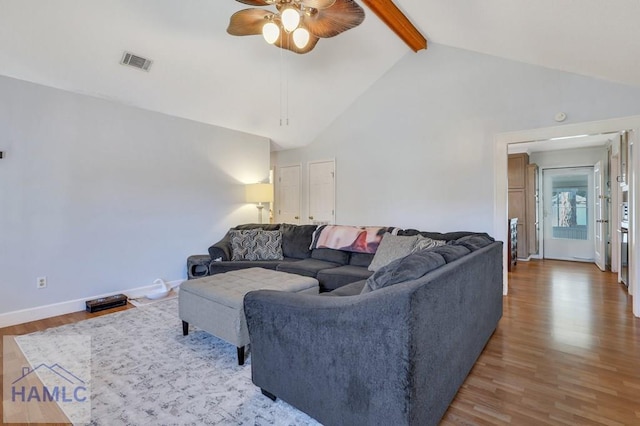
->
[494,115,640,318]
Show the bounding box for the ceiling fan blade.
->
[275,33,320,54]
[304,0,365,38]
[299,0,336,9]
[235,0,274,6]
[227,9,270,36]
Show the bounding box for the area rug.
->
[15,298,320,425]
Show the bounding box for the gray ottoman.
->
[179,267,319,365]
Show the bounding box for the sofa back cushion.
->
[397,229,489,242]
[361,250,446,294]
[349,252,375,267]
[428,244,471,263]
[452,234,495,251]
[280,224,317,259]
[311,248,350,265]
[234,223,280,231]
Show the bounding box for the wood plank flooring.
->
[1,260,638,425]
[443,259,640,425]
[0,304,132,425]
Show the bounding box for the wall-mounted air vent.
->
[120,51,153,71]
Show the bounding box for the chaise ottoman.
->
[179,267,319,365]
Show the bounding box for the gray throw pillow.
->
[361,250,446,294]
[368,233,418,272]
[247,230,284,261]
[412,235,446,252]
[230,229,260,260]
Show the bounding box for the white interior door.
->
[542,167,595,262]
[276,165,301,224]
[308,160,335,225]
[594,161,606,271]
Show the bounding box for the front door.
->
[542,167,595,262]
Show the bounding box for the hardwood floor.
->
[0,304,133,425]
[443,259,640,425]
[0,261,638,425]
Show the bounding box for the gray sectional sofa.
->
[186,223,503,424]
[196,223,493,292]
[244,238,504,426]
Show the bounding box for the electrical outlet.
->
[37,276,47,289]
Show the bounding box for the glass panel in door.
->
[543,167,595,261]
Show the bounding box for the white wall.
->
[274,43,640,234]
[0,76,270,315]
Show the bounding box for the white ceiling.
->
[2,0,639,150]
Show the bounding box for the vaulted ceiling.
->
[1,0,639,150]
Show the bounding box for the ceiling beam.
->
[361,0,427,52]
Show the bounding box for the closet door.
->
[308,160,335,225]
[276,165,301,224]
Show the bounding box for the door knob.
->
[294,216,299,219]
[309,216,314,220]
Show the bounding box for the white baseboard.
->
[0,279,184,329]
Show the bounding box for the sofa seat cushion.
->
[209,258,296,275]
[317,265,373,292]
[322,280,366,296]
[276,258,340,278]
[362,250,446,294]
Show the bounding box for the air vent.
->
[120,51,152,71]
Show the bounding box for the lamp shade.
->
[245,183,273,203]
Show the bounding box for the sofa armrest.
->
[244,288,413,425]
[208,231,232,261]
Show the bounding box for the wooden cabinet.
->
[508,153,538,259]
[508,154,527,189]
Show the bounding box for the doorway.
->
[542,167,594,262]
[494,115,640,319]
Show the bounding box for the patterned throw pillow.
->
[230,229,260,260]
[411,235,446,252]
[247,230,284,261]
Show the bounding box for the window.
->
[551,174,588,240]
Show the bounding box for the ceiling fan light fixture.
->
[281,7,300,32]
[293,27,310,48]
[262,21,280,44]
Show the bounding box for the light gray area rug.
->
[18,298,320,425]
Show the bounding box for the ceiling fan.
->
[227,0,366,54]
